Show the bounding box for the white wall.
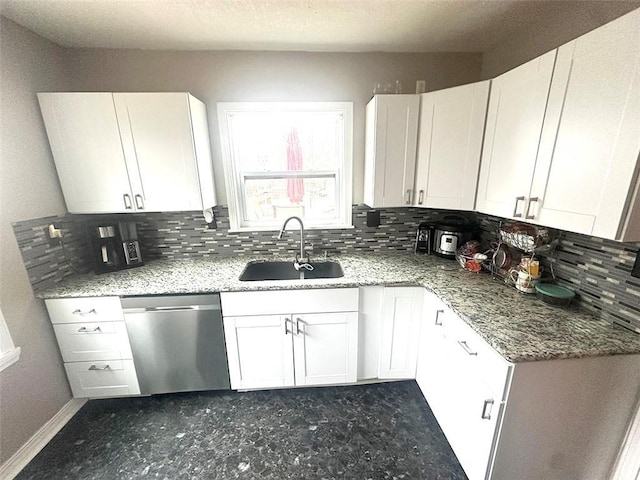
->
[0,16,73,465]
[481,3,640,78]
[65,49,483,204]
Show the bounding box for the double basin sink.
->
[239,260,344,281]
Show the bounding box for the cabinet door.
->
[37,93,134,213]
[113,93,205,212]
[530,9,640,241]
[378,287,423,379]
[223,315,295,390]
[475,51,556,218]
[414,81,490,210]
[293,312,358,386]
[364,95,419,207]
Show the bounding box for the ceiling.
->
[1,0,638,53]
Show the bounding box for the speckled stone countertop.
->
[38,253,640,363]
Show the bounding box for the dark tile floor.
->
[17,381,467,479]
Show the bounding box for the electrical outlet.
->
[45,224,63,246]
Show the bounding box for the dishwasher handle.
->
[145,306,198,312]
[121,294,221,313]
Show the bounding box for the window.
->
[0,305,20,372]
[217,102,353,231]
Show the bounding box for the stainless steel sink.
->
[239,261,344,281]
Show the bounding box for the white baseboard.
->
[0,398,87,480]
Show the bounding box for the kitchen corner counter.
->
[37,253,640,364]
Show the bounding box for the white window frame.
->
[0,305,21,372]
[217,102,353,232]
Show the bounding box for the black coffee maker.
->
[415,222,434,254]
[89,222,143,274]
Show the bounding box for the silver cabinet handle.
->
[481,399,495,420]
[405,189,412,205]
[295,318,303,335]
[123,194,133,210]
[418,190,424,205]
[134,194,144,210]
[284,318,291,335]
[77,326,102,333]
[525,197,539,220]
[513,196,526,218]
[435,309,444,326]
[88,364,111,371]
[72,308,97,316]
[457,340,478,356]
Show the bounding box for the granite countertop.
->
[38,253,640,364]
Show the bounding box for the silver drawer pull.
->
[88,364,111,371]
[481,399,495,420]
[72,308,97,316]
[435,309,444,326]
[457,340,478,356]
[77,326,102,333]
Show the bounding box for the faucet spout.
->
[277,216,306,263]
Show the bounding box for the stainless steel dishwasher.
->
[122,294,230,395]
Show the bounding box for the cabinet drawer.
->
[53,322,133,362]
[46,297,123,324]
[64,360,140,398]
[445,311,511,398]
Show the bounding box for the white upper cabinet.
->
[530,8,640,241]
[38,93,134,213]
[475,9,640,241]
[414,81,490,210]
[475,50,556,220]
[364,95,420,208]
[38,92,216,214]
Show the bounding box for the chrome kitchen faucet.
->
[277,216,313,271]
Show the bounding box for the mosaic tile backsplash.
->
[12,206,640,333]
[476,213,640,333]
[12,205,450,291]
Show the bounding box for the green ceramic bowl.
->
[535,283,576,306]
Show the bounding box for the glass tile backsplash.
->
[12,206,640,332]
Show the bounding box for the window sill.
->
[0,347,21,372]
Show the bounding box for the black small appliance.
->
[89,222,143,274]
[415,222,434,254]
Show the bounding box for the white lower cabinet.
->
[221,289,359,390]
[358,286,424,381]
[223,315,295,390]
[416,291,640,480]
[378,287,423,379]
[417,292,510,480]
[45,297,140,398]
